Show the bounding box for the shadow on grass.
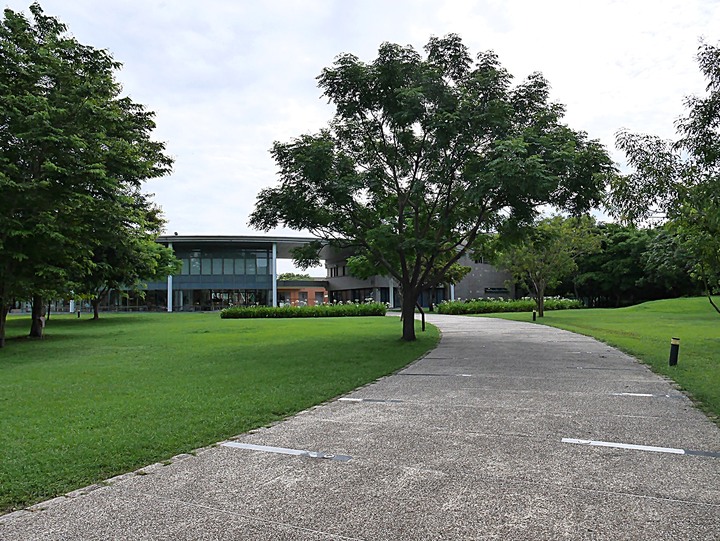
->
[1,315,159,359]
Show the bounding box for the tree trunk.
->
[0,304,8,348]
[537,286,546,317]
[91,298,100,320]
[401,291,417,341]
[701,274,720,315]
[29,294,44,338]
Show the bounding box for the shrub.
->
[220,302,387,319]
[436,297,583,315]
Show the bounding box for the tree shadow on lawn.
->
[2,315,154,350]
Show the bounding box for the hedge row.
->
[220,302,387,319]
[437,298,583,315]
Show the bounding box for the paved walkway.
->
[2,315,719,540]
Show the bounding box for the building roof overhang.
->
[156,235,321,260]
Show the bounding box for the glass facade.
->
[97,243,278,312]
[72,238,327,314]
[163,245,273,310]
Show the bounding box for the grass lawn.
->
[480,297,720,421]
[0,312,438,513]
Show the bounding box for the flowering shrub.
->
[436,297,583,315]
[220,302,387,319]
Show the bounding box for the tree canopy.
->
[609,41,720,314]
[0,3,173,345]
[250,34,615,340]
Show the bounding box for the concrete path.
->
[2,315,719,540]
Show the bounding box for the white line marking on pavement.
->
[221,442,351,461]
[562,438,685,454]
[338,397,404,403]
[610,392,676,398]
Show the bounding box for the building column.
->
[389,277,394,307]
[167,275,173,312]
[167,242,173,312]
[450,284,455,301]
[272,242,278,307]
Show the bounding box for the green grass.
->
[479,297,720,421]
[0,313,438,513]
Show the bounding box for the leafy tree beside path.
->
[251,34,615,340]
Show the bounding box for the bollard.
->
[76,309,81,319]
[669,337,680,366]
[532,310,537,321]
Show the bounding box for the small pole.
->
[669,337,680,366]
[415,302,426,332]
[532,310,537,321]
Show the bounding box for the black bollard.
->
[669,337,680,366]
[532,310,537,321]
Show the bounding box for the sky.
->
[4,0,719,274]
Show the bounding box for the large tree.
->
[250,35,615,340]
[0,4,172,345]
[609,41,720,314]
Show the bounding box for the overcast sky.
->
[4,0,719,273]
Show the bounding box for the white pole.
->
[450,284,455,301]
[272,243,278,307]
[167,242,173,312]
[167,275,173,312]
[389,278,394,307]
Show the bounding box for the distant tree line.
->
[487,216,702,316]
[567,223,699,307]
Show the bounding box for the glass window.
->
[181,259,189,275]
[212,258,223,275]
[257,255,268,275]
[201,258,212,275]
[190,257,201,275]
[223,258,234,275]
[234,258,244,275]
[246,254,256,275]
